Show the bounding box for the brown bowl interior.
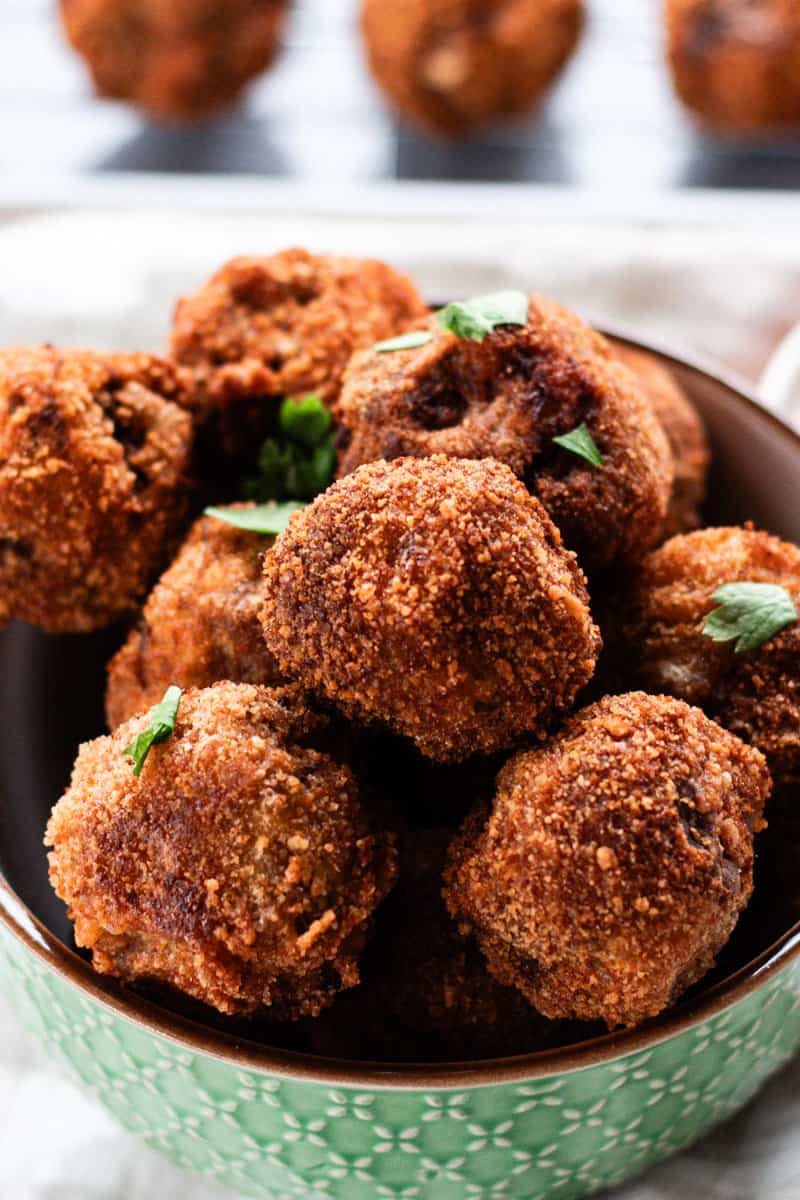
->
[1,327,799,1087]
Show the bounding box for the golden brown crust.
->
[617,526,800,784]
[311,830,556,1060]
[611,344,709,539]
[0,345,193,633]
[337,296,673,567]
[46,682,398,1019]
[106,510,283,729]
[666,0,800,133]
[59,0,289,121]
[361,0,585,137]
[444,692,770,1029]
[170,250,428,457]
[261,455,601,762]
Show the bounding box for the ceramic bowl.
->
[2,331,800,1200]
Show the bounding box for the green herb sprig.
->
[244,394,335,502]
[123,686,183,777]
[372,291,529,353]
[205,501,305,536]
[552,422,603,468]
[436,291,528,342]
[702,582,798,653]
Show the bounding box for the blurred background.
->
[3,0,800,202]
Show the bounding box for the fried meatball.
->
[337,296,673,568]
[59,0,289,122]
[666,0,800,134]
[170,250,428,458]
[312,830,556,1060]
[106,509,282,729]
[618,526,800,784]
[445,692,769,1029]
[611,343,709,538]
[46,682,398,1018]
[361,0,585,138]
[261,455,601,763]
[0,346,192,634]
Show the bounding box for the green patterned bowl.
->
[2,333,800,1200]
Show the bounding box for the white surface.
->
[1,209,799,1199]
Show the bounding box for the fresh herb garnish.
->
[552,422,603,468]
[243,394,336,502]
[436,291,528,342]
[205,502,305,536]
[702,582,798,653]
[374,330,434,353]
[123,686,183,777]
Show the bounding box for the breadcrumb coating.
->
[611,343,709,539]
[261,455,601,762]
[46,683,398,1018]
[0,345,192,633]
[666,0,800,133]
[444,692,770,1029]
[618,526,800,784]
[337,295,673,568]
[106,510,282,729]
[361,0,584,137]
[60,0,289,121]
[171,249,428,458]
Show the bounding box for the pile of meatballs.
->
[59,0,800,137]
[3,247,798,1062]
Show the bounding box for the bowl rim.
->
[3,324,800,1091]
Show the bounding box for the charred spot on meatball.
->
[46,683,398,1019]
[261,455,602,763]
[444,692,770,1029]
[361,0,585,138]
[170,250,428,463]
[616,526,800,785]
[337,296,673,568]
[59,0,289,121]
[106,509,283,729]
[0,346,193,633]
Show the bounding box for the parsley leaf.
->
[702,582,798,653]
[123,686,183,777]
[374,330,434,353]
[244,394,336,502]
[552,422,603,468]
[436,291,528,342]
[205,502,305,536]
[279,393,332,449]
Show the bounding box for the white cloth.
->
[1,209,800,1199]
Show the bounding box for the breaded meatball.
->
[337,296,673,567]
[46,683,398,1018]
[261,455,601,762]
[106,509,282,729]
[611,343,709,538]
[312,830,556,1060]
[361,0,585,138]
[0,346,192,634]
[60,0,289,122]
[618,526,800,784]
[445,692,769,1029]
[666,0,800,133]
[171,250,428,459]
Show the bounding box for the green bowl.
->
[2,332,800,1200]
